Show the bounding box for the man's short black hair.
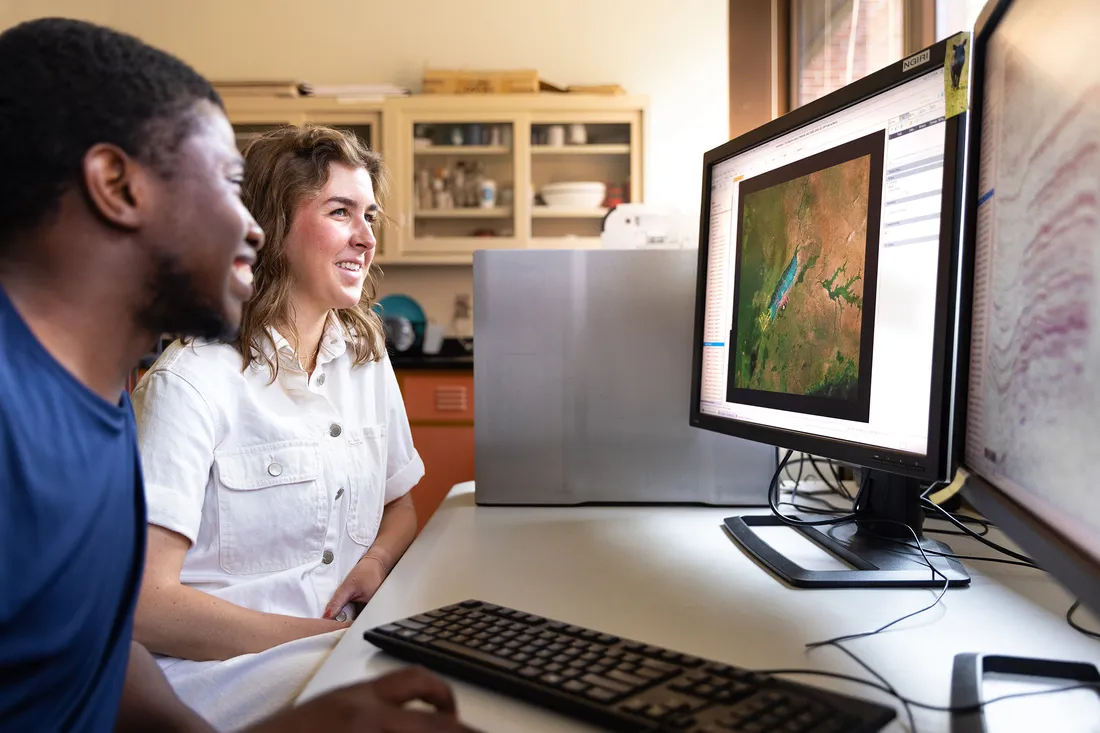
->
[0,17,222,247]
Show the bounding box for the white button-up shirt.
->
[131,315,423,621]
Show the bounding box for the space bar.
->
[429,640,520,670]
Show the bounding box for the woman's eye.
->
[331,207,349,217]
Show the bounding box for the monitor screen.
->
[964,0,1100,570]
[695,61,961,477]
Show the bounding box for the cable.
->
[1067,601,1100,640]
[806,519,950,649]
[808,454,851,499]
[753,668,1099,715]
[826,641,916,733]
[769,450,859,528]
[920,494,1038,567]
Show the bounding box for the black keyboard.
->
[364,600,895,732]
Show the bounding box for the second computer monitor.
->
[690,38,972,587]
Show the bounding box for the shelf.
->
[532,144,630,155]
[375,254,474,266]
[416,208,512,219]
[528,237,602,250]
[532,207,609,219]
[415,145,511,156]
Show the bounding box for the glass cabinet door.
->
[404,118,518,254]
[529,119,635,246]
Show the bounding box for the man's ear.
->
[82,143,152,231]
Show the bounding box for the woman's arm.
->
[363,492,417,573]
[135,525,347,662]
[323,493,417,618]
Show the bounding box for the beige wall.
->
[2,0,728,334]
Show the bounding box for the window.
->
[792,0,906,108]
[935,0,986,40]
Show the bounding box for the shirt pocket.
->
[213,440,327,575]
[346,424,387,547]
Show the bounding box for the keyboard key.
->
[635,666,668,681]
[580,674,632,694]
[663,713,697,730]
[459,600,481,608]
[640,658,679,674]
[518,666,542,679]
[606,669,649,688]
[563,679,588,694]
[428,640,519,670]
[585,686,620,703]
[540,673,566,687]
[596,633,620,645]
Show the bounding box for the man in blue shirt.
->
[0,18,474,733]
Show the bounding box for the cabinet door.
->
[409,425,474,533]
[528,112,641,249]
[389,108,526,258]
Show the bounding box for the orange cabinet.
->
[408,424,474,532]
[397,370,474,533]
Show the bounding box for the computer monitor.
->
[961,0,1100,617]
[689,37,973,588]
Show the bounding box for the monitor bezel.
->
[689,36,970,483]
[959,0,1100,616]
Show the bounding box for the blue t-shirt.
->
[0,286,145,732]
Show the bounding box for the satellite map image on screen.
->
[732,153,873,401]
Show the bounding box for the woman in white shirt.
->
[131,125,424,730]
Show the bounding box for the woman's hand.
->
[324,554,388,619]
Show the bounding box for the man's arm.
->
[114,642,213,733]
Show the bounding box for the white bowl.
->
[541,181,606,209]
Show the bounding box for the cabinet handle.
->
[434,385,468,412]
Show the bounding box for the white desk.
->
[300,482,1100,732]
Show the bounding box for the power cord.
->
[754,667,1099,716]
[1067,601,1100,640]
[919,487,1037,567]
[769,450,859,528]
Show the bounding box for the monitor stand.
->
[723,468,971,588]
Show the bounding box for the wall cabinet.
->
[222,92,646,265]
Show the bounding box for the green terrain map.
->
[733,155,871,399]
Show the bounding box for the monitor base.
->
[723,514,971,588]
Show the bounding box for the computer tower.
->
[473,248,775,506]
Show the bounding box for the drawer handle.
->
[434,386,468,412]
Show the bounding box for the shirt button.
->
[335,488,344,500]
[267,462,282,477]
[335,610,347,623]
[329,423,342,438]
[316,373,326,386]
[322,550,334,564]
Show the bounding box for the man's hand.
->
[245,666,479,732]
[324,555,387,619]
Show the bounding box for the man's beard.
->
[139,253,236,342]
